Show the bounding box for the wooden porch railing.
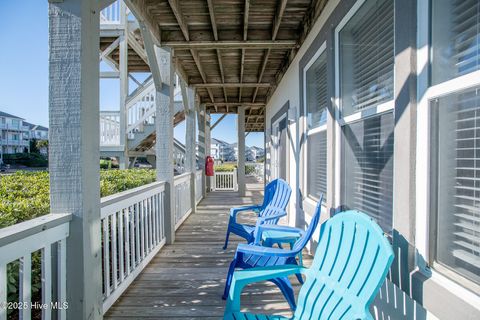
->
[100,111,121,146]
[0,213,72,320]
[0,174,205,318]
[100,181,166,312]
[100,1,121,24]
[195,170,203,204]
[213,169,238,191]
[174,172,193,229]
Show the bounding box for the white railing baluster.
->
[103,218,111,297]
[41,245,52,320]
[140,199,145,259]
[0,263,6,320]
[118,210,125,282]
[135,202,140,265]
[124,207,130,276]
[57,238,67,320]
[19,254,32,320]
[152,196,158,245]
[111,213,118,290]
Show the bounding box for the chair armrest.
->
[236,243,297,258]
[255,225,304,245]
[224,265,309,314]
[229,205,262,219]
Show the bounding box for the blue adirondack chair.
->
[223,178,291,249]
[224,210,395,320]
[222,196,324,310]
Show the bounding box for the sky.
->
[0,0,264,148]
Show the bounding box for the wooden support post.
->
[119,0,129,169]
[185,86,197,212]
[155,47,175,244]
[197,104,207,197]
[237,106,246,196]
[205,110,212,192]
[48,0,102,318]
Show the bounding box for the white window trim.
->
[303,41,327,203]
[415,0,480,301]
[333,0,395,209]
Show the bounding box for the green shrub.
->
[214,164,237,172]
[3,153,48,167]
[245,164,256,175]
[0,169,156,228]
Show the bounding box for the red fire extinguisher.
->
[205,156,215,176]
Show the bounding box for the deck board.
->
[105,178,310,319]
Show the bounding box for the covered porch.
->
[104,177,306,319]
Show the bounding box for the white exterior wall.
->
[264,0,480,318]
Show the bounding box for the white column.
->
[119,1,128,169]
[185,87,197,211]
[237,106,246,196]
[48,0,102,318]
[197,104,207,197]
[155,46,175,244]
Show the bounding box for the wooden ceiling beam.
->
[239,0,250,103]
[124,0,161,46]
[206,0,218,41]
[204,102,265,107]
[190,49,215,104]
[272,0,288,40]
[206,0,228,103]
[161,40,297,50]
[253,0,287,103]
[167,0,190,41]
[164,0,215,104]
[193,83,271,88]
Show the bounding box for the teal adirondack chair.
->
[223,210,394,320]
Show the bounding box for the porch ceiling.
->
[122,0,328,132]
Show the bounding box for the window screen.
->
[434,87,480,285]
[339,0,394,116]
[305,50,328,201]
[432,0,480,85]
[306,51,328,129]
[342,112,394,232]
[307,131,327,201]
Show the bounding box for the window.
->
[339,0,394,117]
[342,113,394,232]
[432,87,480,285]
[304,45,327,202]
[427,0,480,287]
[431,0,480,85]
[336,0,395,232]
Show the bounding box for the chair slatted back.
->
[294,210,394,320]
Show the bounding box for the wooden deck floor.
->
[105,178,310,319]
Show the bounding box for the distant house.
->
[24,122,49,155]
[210,138,236,162]
[0,111,30,156]
[0,111,49,158]
[232,143,263,162]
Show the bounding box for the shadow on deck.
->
[105,177,309,319]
